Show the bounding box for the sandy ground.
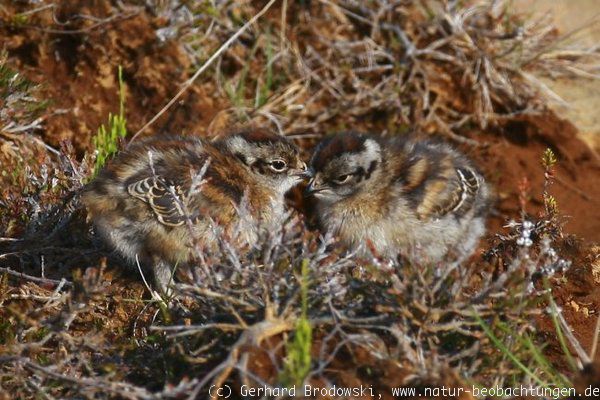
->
[515,0,600,150]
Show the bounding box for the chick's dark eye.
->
[270,160,287,172]
[334,174,351,184]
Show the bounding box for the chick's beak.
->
[304,176,323,196]
[290,161,310,178]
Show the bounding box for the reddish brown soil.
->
[542,242,600,374]
[1,2,222,155]
[1,0,599,393]
[464,114,600,380]
[468,113,600,242]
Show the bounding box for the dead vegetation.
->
[1,1,599,399]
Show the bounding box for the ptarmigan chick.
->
[82,128,307,292]
[307,132,490,263]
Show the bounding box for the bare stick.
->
[590,313,600,360]
[280,0,288,49]
[555,175,592,201]
[129,0,279,144]
[0,267,72,287]
[187,316,293,400]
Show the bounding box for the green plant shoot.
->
[92,66,127,176]
[282,259,313,387]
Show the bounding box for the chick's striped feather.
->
[127,176,188,227]
[413,166,481,220]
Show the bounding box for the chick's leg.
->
[152,257,175,297]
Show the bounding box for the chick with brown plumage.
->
[82,128,307,292]
[307,132,491,264]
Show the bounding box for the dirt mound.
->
[1,2,221,154]
[469,112,600,242]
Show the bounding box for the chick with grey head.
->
[307,132,490,263]
[82,128,307,293]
